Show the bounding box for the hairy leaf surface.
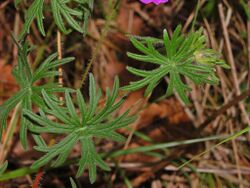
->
[24,74,136,183]
[123,25,229,104]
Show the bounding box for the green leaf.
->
[33,134,47,147]
[51,0,83,34]
[65,90,80,123]
[31,133,78,169]
[109,134,230,158]
[14,0,22,7]
[0,41,73,148]
[0,161,8,175]
[32,54,74,83]
[25,74,135,183]
[0,89,27,139]
[74,0,94,35]
[123,26,229,104]
[76,89,87,126]
[17,0,94,37]
[20,93,32,149]
[70,177,78,188]
[19,0,45,39]
[42,90,76,125]
[240,0,250,20]
[86,74,102,121]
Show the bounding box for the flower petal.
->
[140,0,169,5]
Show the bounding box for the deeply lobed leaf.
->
[24,74,136,183]
[123,25,229,104]
[19,0,45,39]
[17,0,94,37]
[0,42,74,149]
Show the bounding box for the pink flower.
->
[140,0,169,5]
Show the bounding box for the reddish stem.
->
[32,169,44,188]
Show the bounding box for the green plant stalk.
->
[109,134,230,158]
[240,0,250,20]
[70,177,77,188]
[0,134,227,181]
[0,157,78,181]
[0,102,21,164]
[0,161,8,175]
[79,0,119,87]
[191,0,201,31]
[0,167,38,181]
[179,125,250,169]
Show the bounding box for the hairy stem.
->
[79,0,119,87]
[32,169,44,188]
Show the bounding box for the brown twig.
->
[229,121,244,188]
[198,89,250,132]
[130,88,250,187]
[248,0,250,89]
[32,30,64,188]
[57,30,63,88]
[218,3,250,124]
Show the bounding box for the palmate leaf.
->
[74,0,94,35]
[0,41,74,149]
[51,0,83,34]
[123,25,229,104]
[17,0,94,38]
[19,0,45,39]
[24,74,137,183]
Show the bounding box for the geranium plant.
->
[0,0,233,186]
